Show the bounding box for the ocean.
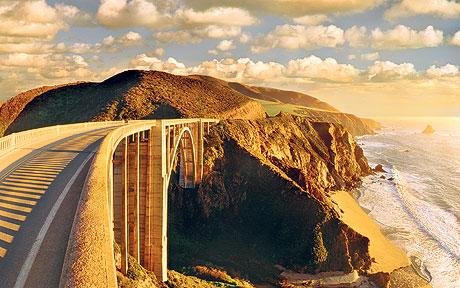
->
[355,117,460,288]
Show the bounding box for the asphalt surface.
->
[0,128,113,288]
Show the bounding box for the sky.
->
[0,0,459,117]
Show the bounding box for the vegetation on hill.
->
[0,70,265,135]
[227,83,339,112]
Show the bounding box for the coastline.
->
[330,191,432,287]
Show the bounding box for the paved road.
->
[0,128,113,288]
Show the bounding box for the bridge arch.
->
[108,119,217,282]
[60,119,218,287]
[167,127,197,189]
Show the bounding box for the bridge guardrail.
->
[59,121,159,288]
[60,119,219,287]
[0,121,122,159]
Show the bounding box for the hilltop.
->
[0,70,379,136]
[0,70,266,135]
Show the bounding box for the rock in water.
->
[373,164,386,173]
[422,124,435,134]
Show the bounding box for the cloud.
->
[345,26,368,48]
[426,64,458,77]
[286,56,360,82]
[96,0,163,28]
[97,2,256,44]
[371,25,443,49]
[0,0,92,39]
[368,60,417,80]
[361,52,379,61]
[184,0,384,17]
[129,54,361,84]
[293,14,329,25]
[0,52,91,80]
[251,24,345,52]
[49,31,145,55]
[216,40,235,51]
[156,26,242,43]
[130,54,187,75]
[385,0,460,20]
[175,7,256,27]
[450,31,460,46]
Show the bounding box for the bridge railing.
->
[59,121,158,288]
[60,119,219,287]
[0,121,122,159]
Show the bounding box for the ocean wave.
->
[391,167,460,261]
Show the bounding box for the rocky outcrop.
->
[168,114,373,282]
[422,124,435,134]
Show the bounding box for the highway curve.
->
[0,128,114,288]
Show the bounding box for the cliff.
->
[168,114,376,284]
[221,82,380,136]
[0,70,266,136]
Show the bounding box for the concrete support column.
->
[138,132,150,266]
[195,121,204,184]
[150,124,168,281]
[112,138,129,275]
[128,134,140,262]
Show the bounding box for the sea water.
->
[356,117,460,288]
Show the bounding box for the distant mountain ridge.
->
[229,82,340,112]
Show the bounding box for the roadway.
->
[0,127,114,288]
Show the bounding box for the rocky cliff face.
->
[168,115,372,283]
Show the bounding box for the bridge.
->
[0,119,218,288]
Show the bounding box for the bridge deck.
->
[0,127,114,288]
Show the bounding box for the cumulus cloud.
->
[251,24,345,52]
[385,0,460,20]
[371,25,443,49]
[184,0,383,17]
[368,60,417,80]
[216,40,235,51]
[97,2,256,43]
[97,0,163,28]
[345,26,368,48]
[285,56,360,82]
[130,54,187,75]
[0,0,91,39]
[293,14,329,25]
[426,64,458,77]
[175,7,256,27]
[129,54,362,84]
[0,52,91,79]
[450,31,460,46]
[156,25,242,43]
[361,52,380,61]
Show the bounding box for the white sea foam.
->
[356,118,460,287]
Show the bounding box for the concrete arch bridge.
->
[0,119,218,288]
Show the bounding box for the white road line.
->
[13,153,94,288]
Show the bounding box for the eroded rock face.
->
[169,115,372,278]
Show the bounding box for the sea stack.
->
[422,124,435,134]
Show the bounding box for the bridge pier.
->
[111,119,217,283]
[150,125,168,281]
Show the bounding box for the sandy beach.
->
[330,191,409,273]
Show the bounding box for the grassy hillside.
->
[229,83,339,112]
[0,70,266,135]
